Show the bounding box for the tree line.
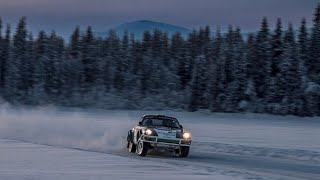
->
[0,5,320,116]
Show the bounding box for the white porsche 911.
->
[127,115,192,157]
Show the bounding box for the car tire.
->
[128,141,136,153]
[136,141,149,156]
[179,146,189,157]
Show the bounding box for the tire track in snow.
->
[3,138,320,180]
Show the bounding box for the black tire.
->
[136,141,149,156]
[179,146,190,157]
[128,141,136,153]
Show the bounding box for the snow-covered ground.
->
[0,107,319,180]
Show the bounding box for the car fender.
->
[127,130,134,143]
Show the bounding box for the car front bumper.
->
[140,135,191,147]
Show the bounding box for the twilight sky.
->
[0,0,318,38]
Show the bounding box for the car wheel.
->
[136,141,149,156]
[128,141,136,153]
[179,146,190,157]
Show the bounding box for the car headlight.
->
[145,129,152,135]
[183,132,191,139]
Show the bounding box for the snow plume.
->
[0,106,134,152]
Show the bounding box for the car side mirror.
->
[180,125,183,129]
[139,122,142,125]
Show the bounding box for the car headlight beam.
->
[145,129,152,135]
[183,132,191,139]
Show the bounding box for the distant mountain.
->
[95,20,192,39]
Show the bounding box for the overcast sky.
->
[0,0,318,37]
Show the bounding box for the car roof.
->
[141,115,178,122]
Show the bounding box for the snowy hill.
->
[95,20,192,39]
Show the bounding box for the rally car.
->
[127,115,191,157]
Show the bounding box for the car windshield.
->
[142,118,180,128]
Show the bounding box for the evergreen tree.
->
[172,32,189,90]
[139,31,153,95]
[113,30,128,91]
[1,24,10,95]
[0,17,3,90]
[309,4,320,83]
[224,26,235,84]
[81,26,98,94]
[22,33,35,104]
[120,31,130,91]
[209,28,223,112]
[298,18,309,83]
[122,34,141,108]
[0,17,2,37]
[148,30,164,94]
[220,27,247,112]
[32,31,48,104]
[189,55,208,111]
[271,18,283,77]
[64,26,82,105]
[298,18,311,115]
[45,31,64,103]
[279,24,300,114]
[70,26,81,59]
[99,35,112,92]
[254,17,271,102]
[266,18,284,107]
[107,30,121,90]
[6,17,28,103]
[304,4,320,115]
[245,33,259,110]
[231,27,247,111]
[187,30,199,72]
